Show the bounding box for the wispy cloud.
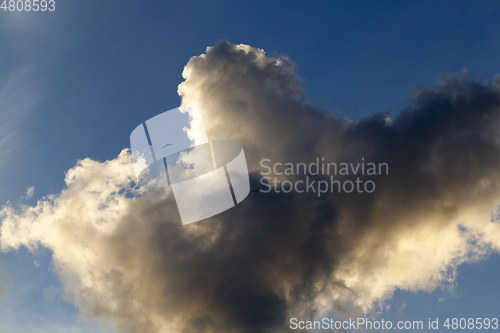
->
[0,7,73,203]
[0,64,42,204]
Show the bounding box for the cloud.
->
[26,187,35,198]
[2,41,500,332]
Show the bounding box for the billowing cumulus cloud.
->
[2,41,500,333]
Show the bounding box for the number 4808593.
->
[1,0,55,11]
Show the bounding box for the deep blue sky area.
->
[1,1,500,332]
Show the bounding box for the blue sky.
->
[1,1,500,332]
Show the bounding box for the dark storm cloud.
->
[2,41,500,333]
